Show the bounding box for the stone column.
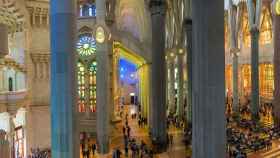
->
[246,0,262,118]
[50,0,78,158]
[96,0,110,154]
[0,68,3,91]
[250,26,260,117]
[96,41,110,154]
[184,19,192,125]
[177,54,184,120]
[149,0,167,150]
[167,56,175,114]
[192,0,226,157]
[0,23,8,58]
[232,51,239,112]
[273,2,280,126]
[112,52,119,119]
[15,71,18,91]
[3,69,7,91]
[228,0,242,113]
[0,130,10,158]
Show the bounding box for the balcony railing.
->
[0,90,27,104]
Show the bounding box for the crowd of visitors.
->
[28,148,51,158]
[81,138,97,158]
[226,108,280,158]
[112,111,156,158]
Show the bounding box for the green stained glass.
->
[77,62,86,112]
[89,61,97,112]
[77,35,96,56]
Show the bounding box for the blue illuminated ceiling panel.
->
[119,58,138,84]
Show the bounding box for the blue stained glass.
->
[77,35,96,56]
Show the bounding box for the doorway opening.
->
[112,42,150,123]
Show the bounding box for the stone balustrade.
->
[0,90,27,104]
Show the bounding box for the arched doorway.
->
[112,42,150,123]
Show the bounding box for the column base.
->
[151,137,168,153]
[97,139,109,154]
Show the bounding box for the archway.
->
[112,42,150,123]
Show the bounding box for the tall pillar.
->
[192,0,226,157]
[168,56,175,114]
[50,0,78,158]
[0,68,4,91]
[0,23,8,58]
[112,52,120,119]
[232,51,239,112]
[250,27,260,117]
[246,0,262,118]
[228,0,240,112]
[139,64,150,120]
[273,0,280,126]
[184,19,192,125]
[96,0,110,154]
[0,130,10,158]
[177,53,184,120]
[149,0,167,150]
[96,40,111,154]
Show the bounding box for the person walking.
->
[170,134,174,146]
[91,143,96,155]
[127,126,131,138]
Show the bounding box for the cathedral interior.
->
[0,0,280,158]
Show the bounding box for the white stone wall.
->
[9,32,25,65]
[0,67,26,92]
[25,106,51,152]
[28,27,50,105]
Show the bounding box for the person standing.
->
[123,126,126,135]
[170,134,174,146]
[127,126,131,138]
[91,143,96,155]
[125,146,129,157]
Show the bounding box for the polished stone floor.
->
[247,139,280,158]
[80,105,188,158]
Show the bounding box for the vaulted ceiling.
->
[115,0,151,42]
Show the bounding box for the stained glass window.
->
[89,61,97,112]
[78,62,86,112]
[261,64,274,98]
[80,4,96,17]
[77,35,96,56]
[260,10,272,45]
[242,65,251,96]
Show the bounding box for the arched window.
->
[76,33,97,113]
[89,61,97,112]
[259,9,272,45]
[8,77,13,91]
[76,35,96,56]
[80,3,96,17]
[260,64,274,98]
[78,62,86,112]
[242,65,251,96]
